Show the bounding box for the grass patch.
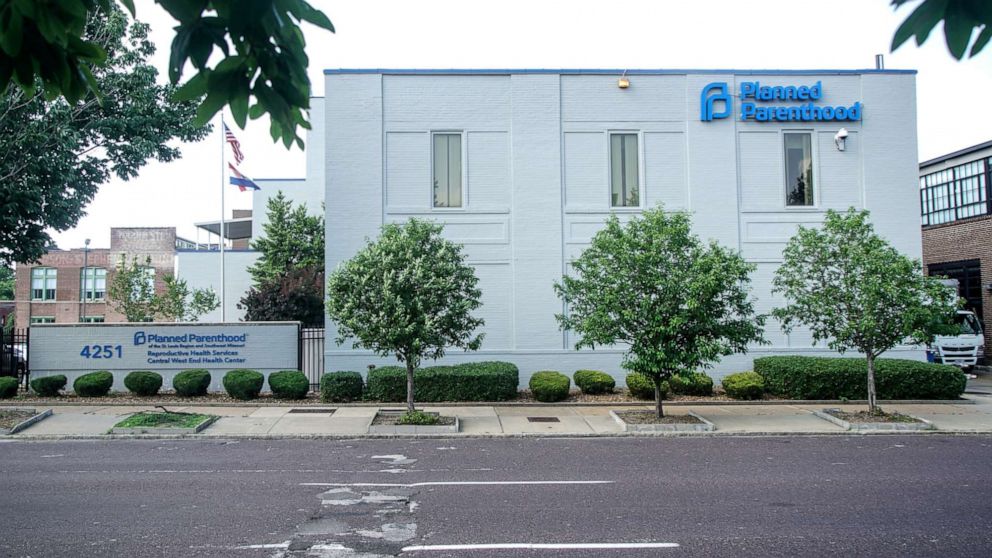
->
[114,411,214,429]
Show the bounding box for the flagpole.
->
[219,115,227,322]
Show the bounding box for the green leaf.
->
[970,24,991,56]
[193,88,228,126]
[891,0,949,51]
[943,8,976,59]
[172,70,207,101]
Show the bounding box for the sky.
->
[49,0,992,251]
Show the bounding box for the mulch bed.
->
[371,412,456,426]
[824,409,921,424]
[614,411,705,425]
[0,409,35,430]
[0,388,737,406]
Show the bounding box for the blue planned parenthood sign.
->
[701,80,863,122]
[29,322,300,391]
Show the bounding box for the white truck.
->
[930,279,984,368]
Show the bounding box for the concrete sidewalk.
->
[7,392,992,438]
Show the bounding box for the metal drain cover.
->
[288,408,337,414]
[526,417,560,423]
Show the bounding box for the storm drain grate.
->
[288,408,337,414]
[526,417,560,423]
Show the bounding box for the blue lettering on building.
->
[700,80,862,123]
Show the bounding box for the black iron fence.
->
[0,328,29,389]
[299,327,325,391]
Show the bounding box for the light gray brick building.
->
[321,68,922,383]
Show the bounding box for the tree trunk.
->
[866,353,878,414]
[653,377,664,418]
[405,360,416,412]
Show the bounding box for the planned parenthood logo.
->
[700,82,732,121]
[133,332,147,346]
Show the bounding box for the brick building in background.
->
[920,139,992,350]
[14,228,180,325]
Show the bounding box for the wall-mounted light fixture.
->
[618,70,630,89]
[834,128,848,152]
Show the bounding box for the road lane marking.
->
[301,480,614,487]
[402,543,680,551]
[233,541,290,549]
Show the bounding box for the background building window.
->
[30,316,55,324]
[433,133,462,208]
[80,267,107,301]
[31,268,57,300]
[784,133,814,206]
[610,133,639,207]
[80,316,105,323]
[920,158,989,226]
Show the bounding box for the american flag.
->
[223,123,244,164]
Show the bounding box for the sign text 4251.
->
[80,344,123,359]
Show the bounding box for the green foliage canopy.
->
[0,7,208,265]
[326,218,484,411]
[891,0,991,59]
[772,208,958,412]
[555,207,766,417]
[248,191,324,286]
[0,0,334,148]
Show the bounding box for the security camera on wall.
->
[834,128,849,151]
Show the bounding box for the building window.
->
[31,268,57,300]
[80,316,105,323]
[432,133,462,208]
[610,133,640,207]
[784,132,814,206]
[30,316,55,324]
[80,267,107,301]
[920,158,989,226]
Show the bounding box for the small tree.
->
[154,275,220,322]
[108,256,157,322]
[772,208,957,413]
[326,219,484,412]
[239,267,325,326]
[248,192,324,286]
[555,207,767,418]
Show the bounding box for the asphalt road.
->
[1,436,991,557]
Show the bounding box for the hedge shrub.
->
[74,371,114,397]
[721,371,764,400]
[0,376,18,398]
[320,371,364,402]
[529,371,570,402]
[625,373,669,400]
[268,370,309,400]
[173,369,211,397]
[124,371,163,397]
[573,370,616,395]
[365,362,519,402]
[30,374,66,397]
[223,369,265,400]
[754,356,967,400]
[669,372,714,396]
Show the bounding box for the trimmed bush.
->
[173,369,211,397]
[74,371,114,397]
[669,372,714,396]
[321,371,364,402]
[365,362,519,402]
[223,369,265,400]
[529,371,570,402]
[0,376,18,398]
[269,370,309,400]
[754,356,967,400]
[573,370,616,395]
[722,371,764,400]
[124,371,163,397]
[30,374,66,397]
[625,373,668,400]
